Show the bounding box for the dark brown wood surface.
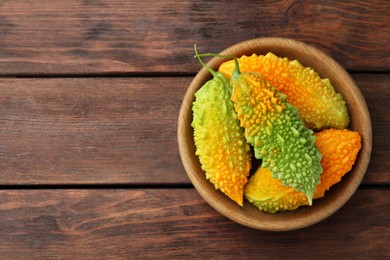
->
[0,0,388,75]
[0,77,188,185]
[0,189,388,258]
[0,0,388,258]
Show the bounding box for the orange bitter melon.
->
[219,53,349,130]
[313,128,362,198]
[245,129,361,213]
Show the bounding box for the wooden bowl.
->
[177,37,372,231]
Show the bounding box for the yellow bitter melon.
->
[191,45,251,206]
[244,167,308,213]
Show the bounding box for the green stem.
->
[193,43,240,79]
[231,57,240,80]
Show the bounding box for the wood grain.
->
[0,189,387,258]
[352,74,390,185]
[0,75,388,185]
[0,0,388,75]
[0,77,188,184]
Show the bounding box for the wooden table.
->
[0,1,388,258]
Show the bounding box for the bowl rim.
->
[177,37,372,231]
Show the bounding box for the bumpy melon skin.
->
[231,72,322,204]
[245,129,362,213]
[313,129,362,199]
[192,72,252,206]
[245,167,308,213]
[219,53,350,130]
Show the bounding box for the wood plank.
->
[0,74,388,185]
[0,188,388,258]
[0,0,388,75]
[353,74,390,185]
[0,77,188,184]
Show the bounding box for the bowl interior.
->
[178,37,372,231]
